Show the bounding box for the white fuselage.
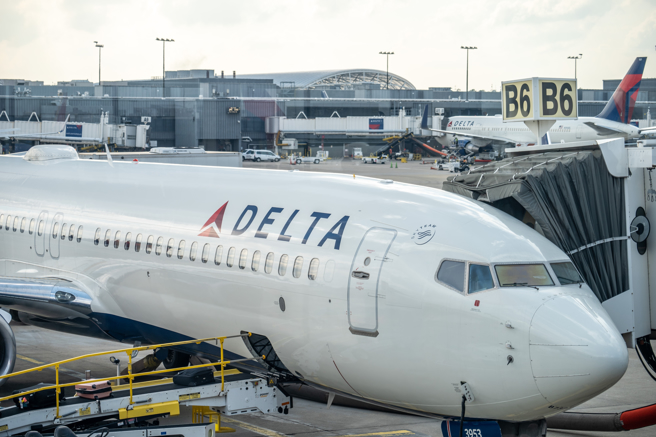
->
[438,115,640,148]
[0,151,628,422]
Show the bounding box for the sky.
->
[1,0,655,91]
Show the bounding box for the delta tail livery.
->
[0,146,628,428]
[422,57,654,153]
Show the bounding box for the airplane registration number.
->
[465,430,483,437]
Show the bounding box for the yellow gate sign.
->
[502,78,577,122]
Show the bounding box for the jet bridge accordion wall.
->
[443,150,628,302]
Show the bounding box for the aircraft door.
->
[34,211,48,256]
[49,213,63,259]
[348,228,397,337]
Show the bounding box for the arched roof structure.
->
[239,69,415,90]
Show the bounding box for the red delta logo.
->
[198,202,228,238]
[447,121,453,128]
[196,202,350,250]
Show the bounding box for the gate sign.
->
[502,77,577,122]
[65,124,83,137]
[369,118,384,130]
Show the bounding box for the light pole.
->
[156,38,175,97]
[568,54,583,80]
[94,41,103,86]
[461,46,477,101]
[379,51,394,90]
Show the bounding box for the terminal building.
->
[1,69,654,154]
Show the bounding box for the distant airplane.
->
[0,144,628,429]
[422,57,655,154]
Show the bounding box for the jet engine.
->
[465,142,480,153]
[0,310,16,386]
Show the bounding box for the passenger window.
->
[278,254,289,276]
[436,260,465,292]
[52,222,60,239]
[60,222,66,238]
[155,237,163,255]
[264,252,274,274]
[189,242,198,261]
[29,219,35,235]
[293,256,303,278]
[308,258,320,280]
[6,215,11,230]
[13,217,19,232]
[77,226,83,243]
[114,231,121,249]
[68,224,75,241]
[468,264,494,294]
[166,238,175,257]
[239,249,248,269]
[252,251,261,272]
[201,243,210,263]
[104,230,111,247]
[0,215,4,227]
[135,233,142,252]
[226,247,235,267]
[94,228,101,245]
[146,235,154,254]
[177,240,186,259]
[324,259,335,282]
[20,217,26,233]
[214,245,223,265]
[37,220,44,236]
[124,232,132,250]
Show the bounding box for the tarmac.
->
[0,157,653,437]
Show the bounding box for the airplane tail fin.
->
[421,105,429,129]
[596,57,647,123]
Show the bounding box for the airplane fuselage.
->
[0,148,628,423]
[437,115,640,148]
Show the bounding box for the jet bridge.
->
[443,139,656,347]
[265,110,442,137]
[0,112,151,149]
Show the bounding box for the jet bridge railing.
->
[0,333,256,419]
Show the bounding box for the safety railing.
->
[0,333,255,419]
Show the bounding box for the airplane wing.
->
[583,122,625,136]
[0,277,93,317]
[640,126,656,134]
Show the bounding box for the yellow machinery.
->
[0,334,289,435]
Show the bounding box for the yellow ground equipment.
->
[0,334,289,435]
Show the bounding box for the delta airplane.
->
[423,57,655,153]
[0,146,628,429]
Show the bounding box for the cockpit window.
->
[436,260,465,292]
[495,264,554,287]
[468,264,495,294]
[551,262,583,285]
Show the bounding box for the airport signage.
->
[502,77,577,122]
[369,118,384,130]
[65,124,83,137]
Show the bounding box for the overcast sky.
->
[1,0,655,91]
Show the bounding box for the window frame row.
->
[92,228,321,280]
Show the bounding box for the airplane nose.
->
[529,294,628,409]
